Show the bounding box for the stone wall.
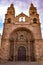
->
[35,39,43,61]
[0,34,1,59]
[0,34,1,48]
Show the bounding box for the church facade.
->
[0,3,43,62]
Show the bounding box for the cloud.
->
[31,0,39,7]
[41,30,43,39]
[14,0,29,12]
[0,5,8,35]
[0,28,3,35]
[0,6,9,23]
[0,0,10,5]
[0,22,3,35]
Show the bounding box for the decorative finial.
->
[10,3,14,7]
[31,3,34,7]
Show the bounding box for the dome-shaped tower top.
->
[7,3,15,16]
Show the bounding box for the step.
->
[0,62,43,65]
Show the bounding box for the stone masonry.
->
[0,3,43,62]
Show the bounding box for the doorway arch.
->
[9,27,36,61]
[18,46,26,61]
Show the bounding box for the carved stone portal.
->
[9,28,36,61]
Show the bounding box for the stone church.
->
[0,3,43,62]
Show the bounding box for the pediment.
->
[16,12,28,17]
[15,12,30,23]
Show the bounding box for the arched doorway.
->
[18,46,26,61]
[9,27,36,61]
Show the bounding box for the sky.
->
[0,0,43,38]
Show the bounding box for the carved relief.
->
[9,28,35,61]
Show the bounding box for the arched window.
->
[19,17,25,22]
[32,12,35,14]
[8,18,11,23]
[33,18,37,23]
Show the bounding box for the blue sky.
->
[0,0,43,38]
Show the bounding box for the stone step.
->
[0,62,43,65]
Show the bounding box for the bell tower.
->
[29,3,42,39]
[29,3,37,16]
[1,4,15,60]
[2,3,15,43]
[5,3,15,23]
[29,3,39,23]
[7,4,15,16]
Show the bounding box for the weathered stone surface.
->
[0,3,43,62]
